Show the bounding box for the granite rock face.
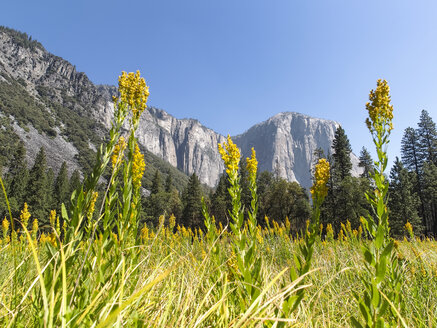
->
[233,112,362,190]
[0,27,361,188]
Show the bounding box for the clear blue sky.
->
[1,0,437,165]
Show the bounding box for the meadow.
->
[0,72,436,327]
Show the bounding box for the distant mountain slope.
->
[0,26,189,191]
[0,26,361,190]
[233,112,361,189]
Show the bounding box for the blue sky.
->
[1,0,437,165]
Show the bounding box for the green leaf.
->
[375,226,384,249]
[350,316,364,328]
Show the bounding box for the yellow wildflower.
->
[116,70,149,118]
[88,192,98,218]
[310,158,330,201]
[405,221,413,238]
[218,135,240,176]
[246,147,258,182]
[2,217,9,235]
[132,143,146,189]
[365,79,394,134]
[49,210,57,227]
[112,136,126,169]
[20,203,31,230]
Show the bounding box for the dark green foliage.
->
[0,116,22,167]
[401,127,422,175]
[422,162,437,235]
[151,169,162,195]
[141,148,188,193]
[417,110,437,165]
[181,173,203,228]
[358,146,374,179]
[210,174,232,226]
[46,167,55,210]
[4,141,29,218]
[0,26,44,51]
[259,178,311,234]
[26,147,49,227]
[321,127,369,232]
[165,172,172,193]
[388,158,422,237]
[69,170,82,198]
[332,126,352,181]
[54,162,70,213]
[0,75,57,136]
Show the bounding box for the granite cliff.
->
[0,27,360,189]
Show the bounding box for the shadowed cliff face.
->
[0,28,361,188]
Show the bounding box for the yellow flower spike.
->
[218,135,240,176]
[169,214,176,230]
[132,143,146,189]
[112,136,127,169]
[87,192,98,219]
[116,70,150,119]
[246,147,258,182]
[49,210,56,227]
[405,221,414,238]
[2,217,9,233]
[158,215,165,227]
[365,79,394,135]
[20,203,31,230]
[310,158,330,201]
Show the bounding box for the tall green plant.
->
[352,79,405,327]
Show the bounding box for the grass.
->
[0,224,436,327]
[0,73,436,327]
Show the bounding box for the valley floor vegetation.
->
[0,73,436,327]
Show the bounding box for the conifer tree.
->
[165,171,173,193]
[211,173,231,226]
[422,162,437,235]
[69,169,82,199]
[388,157,422,237]
[358,146,374,179]
[417,110,437,164]
[181,173,203,228]
[331,126,352,181]
[54,162,70,212]
[46,167,55,210]
[151,169,162,195]
[6,141,29,217]
[401,127,422,176]
[26,147,49,225]
[401,127,427,232]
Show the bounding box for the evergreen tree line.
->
[2,109,436,238]
[0,142,82,229]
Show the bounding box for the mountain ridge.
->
[0,26,361,190]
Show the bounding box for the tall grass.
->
[0,74,436,327]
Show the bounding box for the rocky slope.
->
[0,26,361,189]
[233,112,361,189]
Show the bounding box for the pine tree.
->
[46,167,55,210]
[151,169,162,195]
[331,126,352,181]
[5,141,29,217]
[358,147,374,179]
[181,173,203,228]
[417,110,437,165]
[54,162,70,212]
[388,157,422,237]
[165,172,173,193]
[26,147,49,225]
[69,169,82,203]
[401,127,422,176]
[211,173,231,226]
[422,162,437,235]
